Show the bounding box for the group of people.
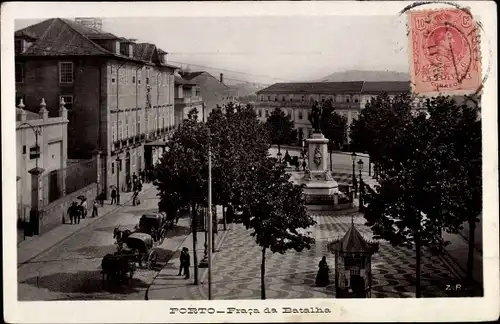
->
[66,198,97,225]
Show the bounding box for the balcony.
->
[175,96,203,108]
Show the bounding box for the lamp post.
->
[276,151,282,164]
[357,159,364,212]
[351,152,357,195]
[19,122,42,169]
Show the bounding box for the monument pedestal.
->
[300,132,339,210]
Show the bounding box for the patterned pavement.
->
[184,211,477,299]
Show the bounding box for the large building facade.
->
[255,81,425,141]
[15,18,178,198]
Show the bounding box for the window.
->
[146,68,150,85]
[132,76,136,84]
[112,162,115,174]
[118,120,123,140]
[267,95,270,101]
[59,62,74,83]
[60,95,73,110]
[125,118,129,138]
[258,109,262,117]
[15,39,24,54]
[282,96,285,102]
[137,115,141,134]
[260,96,263,101]
[321,96,325,102]
[301,95,305,101]
[138,70,142,84]
[15,63,24,83]
[112,122,116,142]
[298,111,303,120]
[353,95,359,103]
[345,95,350,103]
[265,110,269,117]
[274,96,278,102]
[29,146,40,160]
[309,96,314,102]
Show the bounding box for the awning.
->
[144,140,168,147]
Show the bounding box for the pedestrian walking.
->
[132,172,137,183]
[79,198,88,219]
[178,248,186,276]
[99,190,105,206]
[132,190,139,206]
[111,188,117,205]
[92,200,98,218]
[126,174,132,192]
[182,247,190,279]
[302,159,307,171]
[67,202,79,225]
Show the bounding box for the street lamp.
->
[351,152,357,195]
[277,151,282,163]
[357,159,364,211]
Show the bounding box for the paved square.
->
[183,211,468,299]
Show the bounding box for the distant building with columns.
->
[255,81,427,141]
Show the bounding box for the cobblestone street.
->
[17,187,192,301]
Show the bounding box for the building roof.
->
[361,81,410,94]
[328,224,379,255]
[15,18,179,69]
[179,71,205,80]
[257,81,411,95]
[174,76,197,86]
[257,81,365,95]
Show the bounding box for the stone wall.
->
[39,183,97,234]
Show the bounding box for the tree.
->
[362,95,482,297]
[318,99,348,150]
[207,103,270,229]
[239,158,316,299]
[363,111,439,298]
[424,96,482,288]
[154,118,210,285]
[265,107,297,154]
[349,93,413,166]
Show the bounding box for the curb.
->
[144,228,191,300]
[17,186,156,267]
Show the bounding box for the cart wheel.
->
[148,251,158,270]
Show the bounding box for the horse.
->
[113,227,132,249]
[101,253,133,287]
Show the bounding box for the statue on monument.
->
[309,102,322,133]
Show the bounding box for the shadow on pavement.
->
[165,226,190,238]
[21,270,149,295]
[72,245,117,256]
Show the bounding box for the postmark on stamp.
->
[407,8,482,95]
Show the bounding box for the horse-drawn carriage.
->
[135,213,170,244]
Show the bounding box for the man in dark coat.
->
[111,188,117,205]
[178,248,186,276]
[182,247,190,279]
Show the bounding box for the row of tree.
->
[353,94,482,297]
[154,104,316,298]
[264,99,349,153]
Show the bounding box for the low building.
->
[16,98,68,222]
[174,75,203,124]
[179,71,235,121]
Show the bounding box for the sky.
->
[15,16,410,85]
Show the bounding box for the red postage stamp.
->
[408,8,482,95]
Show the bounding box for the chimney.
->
[220,73,224,84]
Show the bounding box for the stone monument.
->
[299,103,340,210]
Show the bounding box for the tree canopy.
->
[318,99,348,150]
[265,107,298,149]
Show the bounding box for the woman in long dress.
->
[315,256,330,287]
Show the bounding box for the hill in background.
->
[318,70,410,82]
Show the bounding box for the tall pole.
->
[208,144,213,300]
[116,62,125,204]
